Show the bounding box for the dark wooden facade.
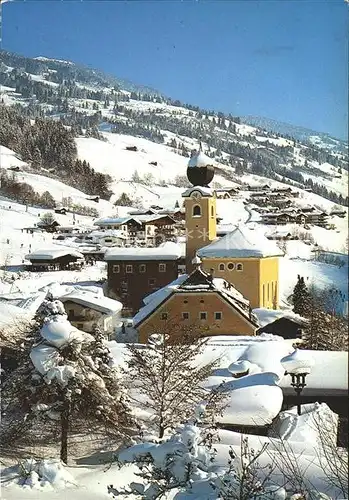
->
[257,317,306,339]
[106,258,180,315]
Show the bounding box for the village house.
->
[94,214,178,245]
[37,219,60,233]
[214,187,240,199]
[59,290,122,338]
[245,183,270,192]
[104,242,182,316]
[257,315,308,339]
[133,261,258,343]
[25,248,85,271]
[261,208,329,227]
[88,229,127,247]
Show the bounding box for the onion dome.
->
[187,142,215,187]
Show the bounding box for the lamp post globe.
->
[281,349,314,416]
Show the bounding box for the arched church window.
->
[236,263,243,271]
[193,205,201,217]
[219,263,225,271]
[210,205,214,217]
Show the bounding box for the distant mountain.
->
[242,115,347,154]
[0,50,162,97]
[0,49,348,207]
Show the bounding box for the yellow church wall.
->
[137,291,256,344]
[200,256,279,309]
[184,196,217,271]
[259,257,279,309]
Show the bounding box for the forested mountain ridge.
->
[0,50,348,206]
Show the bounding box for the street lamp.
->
[281,349,314,416]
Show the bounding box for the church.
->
[130,144,283,341]
[182,143,283,309]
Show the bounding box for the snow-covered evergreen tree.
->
[292,275,311,316]
[1,298,135,464]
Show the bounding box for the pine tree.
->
[292,275,311,316]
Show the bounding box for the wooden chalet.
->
[25,249,85,271]
[215,187,240,199]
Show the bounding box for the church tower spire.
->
[182,140,217,272]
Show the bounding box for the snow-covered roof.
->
[59,290,122,315]
[89,229,127,239]
[94,214,175,227]
[188,150,215,169]
[142,274,188,306]
[216,372,283,426]
[279,350,348,395]
[94,216,136,227]
[104,241,182,261]
[197,225,284,259]
[134,267,257,328]
[253,308,308,328]
[181,186,214,198]
[25,248,84,261]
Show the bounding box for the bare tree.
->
[312,411,348,497]
[303,285,348,351]
[39,211,56,226]
[123,323,226,438]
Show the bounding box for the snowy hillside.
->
[0,50,348,308]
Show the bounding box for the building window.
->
[183,299,188,304]
[200,312,207,320]
[182,312,190,320]
[159,263,166,273]
[126,264,133,273]
[211,205,214,218]
[200,299,204,303]
[161,312,168,320]
[139,264,146,273]
[214,312,222,320]
[193,205,201,217]
[112,264,120,273]
[263,284,265,307]
[219,263,225,271]
[149,278,156,286]
[236,263,243,271]
[227,262,235,270]
[267,282,270,302]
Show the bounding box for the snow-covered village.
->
[0,2,348,499]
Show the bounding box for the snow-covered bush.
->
[14,458,76,490]
[109,419,347,500]
[1,298,136,463]
[108,422,217,499]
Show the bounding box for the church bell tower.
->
[182,143,217,272]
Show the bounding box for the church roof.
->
[181,186,214,198]
[197,225,284,259]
